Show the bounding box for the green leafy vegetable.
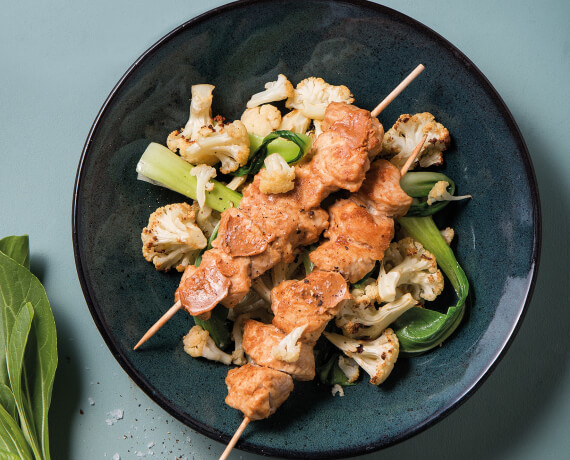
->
[0,236,57,460]
[351,263,379,289]
[136,142,242,212]
[393,217,469,354]
[400,171,456,217]
[235,130,312,177]
[314,337,356,386]
[193,307,232,351]
[0,237,30,269]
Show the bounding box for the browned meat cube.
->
[225,364,294,420]
[271,270,351,344]
[242,320,315,381]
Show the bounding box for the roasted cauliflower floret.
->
[167,84,215,151]
[285,77,354,120]
[166,129,192,153]
[190,202,220,239]
[440,227,455,245]
[279,109,312,134]
[272,324,307,363]
[183,325,233,365]
[181,120,250,174]
[377,237,444,303]
[141,203,207,272]
[382,113,450,170]
[324,328,399,385]
[190,164,217,209]
[338,356,360,383]
[246,74,295,108]
[259,153,296,194]
[427,181,472,205]
[181,84,215,139]
[336,293,418,339]
[241,104,282,137]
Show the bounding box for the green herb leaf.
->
[0,236,30,270]
[0,384,17,421]
[7,303,41,459]
[0,404,33,460]
[0,250,57,460]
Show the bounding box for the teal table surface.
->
[1,0,568,459]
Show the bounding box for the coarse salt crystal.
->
[105,409,124,426]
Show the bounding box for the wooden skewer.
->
[218,136,428,457]
[134,64,426,351]
[133,301,182,350]
[219,133,427,455]
[400,133,428,177]
[371,64,425,117]
[219,417,250,460]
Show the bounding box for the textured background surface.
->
[0,0,568,459]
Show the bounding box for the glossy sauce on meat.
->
[271,270,352,344]
[225,364,294,421]
[309,160,412,283]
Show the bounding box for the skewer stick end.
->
[219,417,251,460]
[371,63,426,118]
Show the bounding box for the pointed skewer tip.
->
[133,301,183,350]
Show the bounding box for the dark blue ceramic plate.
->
[73,0,540,457]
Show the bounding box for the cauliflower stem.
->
[136,142,242,212]
[394,216,469,354]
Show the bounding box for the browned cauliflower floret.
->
[183,325,232,365]
[440,227,455,245]
[279,109,312,134]
[378,237,444,303]
[246,74,295,108]
[141,203,207,272]
[382,113,450,170]
[427,181,472,205]
[181,120,250,174]
[167,84,215,152]
[285,77,354,120]
[241,104,282,137]
[324,328,399,385]
[259,153,295,194]
[335,293,418,340]
[181,84,215,139]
